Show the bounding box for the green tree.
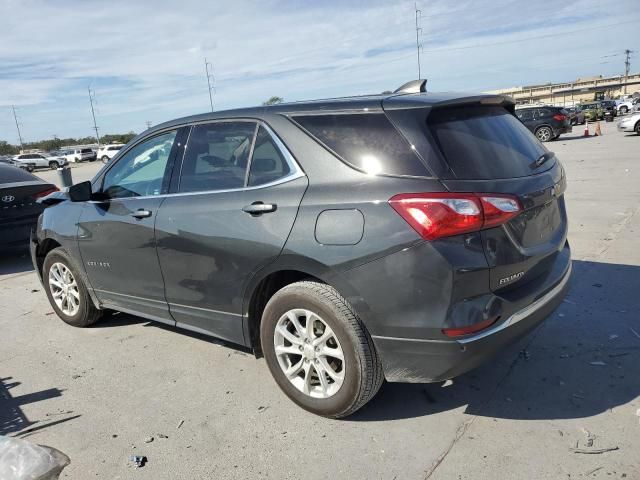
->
[0,141,18,155]
[263,96,284,106]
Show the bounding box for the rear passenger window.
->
[179,122,256,193]
[248,126,291,187]
[293,113,428,176]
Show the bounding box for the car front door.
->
[155,121,308,343]
[77,128,184,322]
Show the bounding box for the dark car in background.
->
[600,100,618,118]
[515,106,572,141]
[0,164,58,250]
[564,106,585,125]
[31,83,571,418]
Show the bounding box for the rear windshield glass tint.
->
[427,106,549,179]
[0,165,35,182]
[293,113,429,176]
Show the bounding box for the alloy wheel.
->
[536,127,552,142]
[48,262,80,316]
[274,309,345,399]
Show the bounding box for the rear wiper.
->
[531,151,555,169]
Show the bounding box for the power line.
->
[414,2,422,79]
[204,58,215,112]
[88,86,101,147]
[11,105,24,150]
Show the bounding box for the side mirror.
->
[68,181,93,202]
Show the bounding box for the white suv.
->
[62,148,96,163]
[98,144,124,163]
[13,153,67,170]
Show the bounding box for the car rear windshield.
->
[427,106,550,180]
[0,164,36,183]
[81,148,92,153]
[292,113,430,176]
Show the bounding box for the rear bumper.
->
[0,217,39,248]
[372,262,571,383]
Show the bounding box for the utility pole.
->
[88,86,101,147]
[623,49,633,94]
[414,2,422,79]
[11,105,24,151]
[204,58,215,112]
[145,121,152,129]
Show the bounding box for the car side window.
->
[179,121,256,193]
[518,110,533,121]
[102,130,177,199]
[247,126,291,187]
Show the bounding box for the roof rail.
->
[394,79,427,94]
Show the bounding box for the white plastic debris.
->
[0,436,70,480]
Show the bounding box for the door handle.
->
[242,202,277,216]
[131,209,152,219]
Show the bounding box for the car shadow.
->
[348,259,640,422]
[0,248,34,276]
[0,376,80,437]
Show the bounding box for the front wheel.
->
[535,126,553,142]
[101,156,109,164]
[620,106,628,115]
[635,121,640,135]
[43,248,103,327]
[48,161,60,169]
[261,281,383,418]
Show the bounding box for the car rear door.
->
[428,106,569,291]
[77,128,185,322]
[388,103,570,294]
[155,120,307,344]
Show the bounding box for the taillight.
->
[442,316,500,337]
[389,192,521,241]
[553,114,567,121]
[33,187,59,199]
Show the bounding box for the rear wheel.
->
[48,161,60,169]
[43,248,103,327]
[261,281,383,418]
[535,126,553,142]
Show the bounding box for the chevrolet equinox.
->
[32,81,571,418]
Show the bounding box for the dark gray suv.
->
[31,82,571,418]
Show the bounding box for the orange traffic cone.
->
[583,121,590,137]
[594,121,602,136]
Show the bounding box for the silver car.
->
[617,112,640,135]
[13,153,68,170]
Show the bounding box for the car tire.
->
[620,106,628,115]
[635,121,640,135]
[535,126,553,142]
[43,248,103,328]
[260,281,384,418]
[48,161,60,169]
[101,156,109,163]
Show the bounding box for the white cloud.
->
[0,0,638,140]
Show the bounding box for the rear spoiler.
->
[382,93,516,114]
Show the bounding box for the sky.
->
[0,0,638,142]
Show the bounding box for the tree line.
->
[0,132,138,156]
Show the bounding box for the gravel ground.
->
[1,120,639,479]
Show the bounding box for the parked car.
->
[61,148,96,163]
[515,106,572,141]
[616,98,635,115]
[0,164,58,250]
[97,144,125,163]
[599,100,618,118]
[617,111,640,135]
[31,84,570,418]
[564,107,585,126]
[0,157,35,172]
[575,102,604,121]
[13,152,67,170]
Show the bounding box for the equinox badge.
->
[499,271,525,285]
